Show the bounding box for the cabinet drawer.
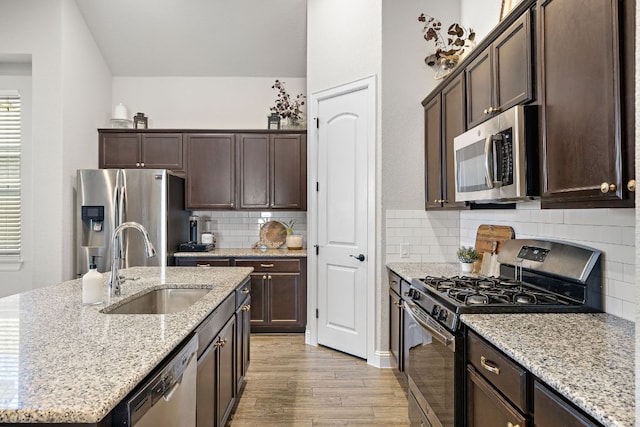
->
[467,330,529,412]
[236,258,301,272]
[195,293,235,359]
[175,257,231,267]
[388,271,401,295]
[235,279,251,309]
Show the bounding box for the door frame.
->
[307,75,379,365]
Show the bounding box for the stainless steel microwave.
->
[453,105,539,203]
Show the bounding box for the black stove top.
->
[421,275,576,306]
[406,239,604,332]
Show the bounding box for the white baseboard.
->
[369,350,394,368]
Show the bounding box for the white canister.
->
[113,103,129,120]
[202,232,214,244]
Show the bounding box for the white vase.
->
[460,262,474,274]
[286,234,303,250]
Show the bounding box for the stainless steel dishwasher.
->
[113,335,198,427]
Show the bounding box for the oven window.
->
[405,312,455,426]
[456,139,491,193]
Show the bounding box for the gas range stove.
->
[408,239,603,332]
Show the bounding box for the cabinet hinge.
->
[314,244,319,255]
[316,182,319,192]
[316,308,319,319]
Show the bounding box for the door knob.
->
[350,254,366,262]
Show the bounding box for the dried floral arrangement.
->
[418,13,476,72]
[270,80,306,121]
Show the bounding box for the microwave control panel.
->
[495,129,514,185]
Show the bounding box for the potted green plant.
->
[457,246,479,273]
[281,220,303,250]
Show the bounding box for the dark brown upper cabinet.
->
[99,132,185,173]
[186,134,236,209]
[539,0,635,208]
[466,10,533,128]
[237,133,307,210]
[424,74,468,210]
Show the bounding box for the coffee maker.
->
[178,215,215,252]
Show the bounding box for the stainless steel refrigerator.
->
[76,169,189,277]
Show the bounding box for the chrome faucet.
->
[109,221,157,297]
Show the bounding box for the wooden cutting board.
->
[474,224,515,255]
[473,224,515,274]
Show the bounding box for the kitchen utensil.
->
[488,241,500,277]
[253,221,286,249]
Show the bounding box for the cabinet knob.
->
[262,275,267,280]
[196,263,211,268]
[507,423,520,427]
[135,162,141,167]
[241,288,250,294]
[627,179,636,192]
[394,301,403,308]
[241,304,251,311]
[600,182,617,193]
[140,162,145,167]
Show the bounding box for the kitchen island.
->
[0,266,252,425]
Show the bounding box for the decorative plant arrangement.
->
[271,80,306,128]
[280,220,303,250]
[457,246,479,273]
[418,13,476,79]
[457,246,479,263]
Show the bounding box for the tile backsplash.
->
[386,202,636,321]
[192,211,307,249]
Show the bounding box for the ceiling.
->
[74,0,307,77]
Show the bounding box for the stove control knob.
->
[439,310,448,322]
[432,305,441,317]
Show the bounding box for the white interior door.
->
[316,84,370,359]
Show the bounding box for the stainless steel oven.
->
[403,238,603,427]
[404,290,462,427]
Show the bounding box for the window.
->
[0,91,20,260]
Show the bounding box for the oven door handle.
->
[404,301,456,352]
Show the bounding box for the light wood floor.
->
[228,334,409,426]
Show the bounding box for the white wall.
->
[0,0,111,295]
[61,0,112,280]
[112,77,305,129]
[0,0,63,293]
[460,0,502,43]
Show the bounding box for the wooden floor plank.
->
[228,334,409,426]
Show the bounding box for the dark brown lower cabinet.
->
[197,315,236,427]
[235,286,251,392]
[467,366,529,427]
[236,258,307,333]
[534,381,599,427]
[195,280,250,427]
[388,270,404,372]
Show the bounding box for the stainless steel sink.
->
[103,288,211,314]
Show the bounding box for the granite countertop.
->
[0,266,253,424]
[462,313,635,427]
[386,262,461,282]
[174,248,307,258]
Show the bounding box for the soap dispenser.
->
[82,256,104,305]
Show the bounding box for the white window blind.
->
[0,92,20,258]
